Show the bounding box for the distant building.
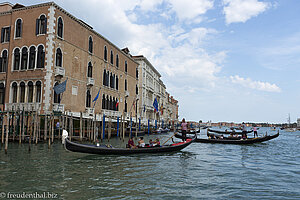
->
[297,118,300,127]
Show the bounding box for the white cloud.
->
[223,0,270,24]
[230,75,281,92]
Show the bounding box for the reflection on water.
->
[0,128,299,199]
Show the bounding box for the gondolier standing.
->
[241,122,247,139]
[181,118,188,141]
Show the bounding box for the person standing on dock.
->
[181,118,188,141]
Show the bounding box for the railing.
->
[87,77,95,86]
[5,103,41,111]
[103,110,121,117]
[53,103,65,112]
[54,66,65,77]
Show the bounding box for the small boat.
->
[208,128,253,134]
[64,135,196,155]
[154,128,170,134]
[175,132,279,144]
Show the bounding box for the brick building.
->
[0,2,139,119]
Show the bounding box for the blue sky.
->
[9,0,300,123]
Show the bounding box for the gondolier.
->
[181,118,188,141]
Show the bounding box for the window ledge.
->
[14,37,22,40]
[36,33,46,36]
[1,41,9,44]
[57,36,64,40]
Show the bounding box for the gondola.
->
[64,135,196,155]
[174,132,279,144]
[178,129,200,134]
[207,128,253,134]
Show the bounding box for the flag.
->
[116,99,119,108]
[92,88,100,102]
[53,79,67,94]
[153,98,158,112]
[160,104,163,115]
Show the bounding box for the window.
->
[86,89,91,108]
[113,97,116,111]
[125,60,127,73]
[105,95,109,109]
[110,50,113,65]
[28,46,36,70]
[110,72,113,88]
[55,48,62,67]
[57,17,63,38]
[12,82,18,103]
[15,19,22,38]
[0,83,5,104]
[37,45,45,68]
[109,96,112,110]
[21,47,28,70]
[1,27,10,43]
[102,94,105,109]
[116,75,118,90]
[125,100,127,112]
[27,81,33,103]
[88,36,93,53]
[106,71,109,86]
[136,85,138,95]
[136,68,138,79]
[36,15,47,35]
[116,54,119,68]
[112,74,115,89]
[103,69,106,86]
[0,50,8,72]
[125,79,127,91]
[36,81,41,103]
[116,98,119,111]
[19,82,25,103]
[104,46,107,61]
[54,82,60,103]
[13,48,20,70]
[87,62,92,78]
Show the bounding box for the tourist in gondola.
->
[128,137,137,149]
[138,137,145,147]
[181,118,188,141]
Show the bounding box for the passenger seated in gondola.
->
[137,137,145,147]
[127,137,137,149]
[148,139,154,147]
[153,138,160,146]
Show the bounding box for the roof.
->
[132,55,161,77]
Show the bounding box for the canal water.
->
[0,128,299,199]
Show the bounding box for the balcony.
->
[5,103,41,111]
[103,110,121,117]
[86,107,94,115]
[54,66,65,77]
[87,77,95,86]
[53,103,65,112]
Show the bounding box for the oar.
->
[162,132,178,145]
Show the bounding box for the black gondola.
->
[208,128,253,134]
[175,132,279,144]
[64,135,196,155]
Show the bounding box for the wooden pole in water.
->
[12,110,15,141]
[80,112,83,141]
[36,114,39,144]
[58,115,61,139]
[21,110,25,141]
[28,111,32,152]
[44,115,47,141]
[48,115,51,148]
[51,114,54,143]
[108,116,111,141]
[5,112,9,154]
[1,113,4,144]
[69,114,73,141]
[18,111,21,144]
[83,118,86,140]
[122,113,125,141]
[93,114,96,142]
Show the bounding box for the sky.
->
[8,0,300,123]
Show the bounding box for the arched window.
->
[88,36,93,53]
[86,89,91,108]
[110,72,113,88]
[12,82,18,103]
[55,48,62,67]
[37,45,45,68]
[105,95,109,110]
[110,96,113,110]
[53,82,60,103]
[21,47,28,70]
[0,50,8,72]
[116,54,119,68]
[116,98,119,111]
[28,46,36,70]
[57,17,63,38]
[110,50,113,65]
[125,100,127,112]
[125,60,128,73]
[102,94,105,109]
[112,74,115,89]
[103,69,106,86]
[35,81,41,103]
[27,81,34,103]
[36,14,47,35]
[104,46,107,61]
[87,62,92,78]
[106,71,109,86]
[136,85,138,95]
[19,82,25,103]
[15,19,22,38]
[0,83,5,104]
[113,97,116,111]
[136,67,139,79]
[116,75,119,90]
[13,48,20,70]
[125,79,127,91]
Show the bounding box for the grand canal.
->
[0,128,299,199]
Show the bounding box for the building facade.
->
[0,2,139,119]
